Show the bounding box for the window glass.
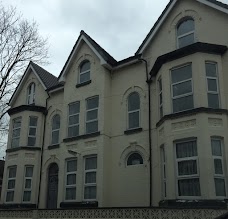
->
[127,153,143,166]
[206,63,217,77]
[79,61,90,84]
[215,178,226,196]
[6,166,17,202]
[27,83,35,105]
[128,92,140,111]
[177,19,194,36]
[23,166,33,202]
[128,92,140,129]
[68,102,80,138]
[28,117,38,146]
[12,118,21,148]
[52,115,60,145]
[178,178,200,196]
[176,141,197,158]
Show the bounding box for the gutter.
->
[37,93,50,208]
[139,58,153,207]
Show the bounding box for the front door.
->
[47,163,59,209]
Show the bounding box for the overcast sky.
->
[2,0,228,77]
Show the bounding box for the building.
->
[1,0,228,209]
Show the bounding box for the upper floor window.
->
[206,62,220,109]
[27,83,35,105]
[86,96,99,134]
[171,64,193,113]
[79,61,90,84]
[177,18,195,48]
[128,92,140,129]
[175,139,201,197]
[158,77,163,118]
[127,153,143,166]
[28,117,38,146]
[11,117,21,148]
[51,114,60,145]
[68,102,80,138]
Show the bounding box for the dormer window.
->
[79,61,90,84]
[27,83,35,105]
[177,18,195,48]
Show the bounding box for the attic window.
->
[27,83,35,105]
[79,61,90,84]
[177,18,195,48]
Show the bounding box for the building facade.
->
[1,0,228,209]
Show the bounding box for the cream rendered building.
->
[1,0,228,209]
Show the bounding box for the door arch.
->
[46,163,59,208]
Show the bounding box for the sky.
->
[2,0,228,77]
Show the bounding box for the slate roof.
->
[30,61,59,90]
[136,0,228,54]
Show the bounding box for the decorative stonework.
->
[85,140,97,147]
[25,153,35,158]
[172,119,196,131]
[8,154,18,160]
[66,143,78,149]
[208,118,223,127]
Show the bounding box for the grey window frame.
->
[22,166,33,202]
[27,116,38,146]
[6,166,17,202]
[68,102,80,138]
[11,117,22,148]
[51,114,60,145]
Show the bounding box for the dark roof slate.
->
[30,62,59,89]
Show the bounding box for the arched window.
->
[127,153,143,166]
[79,61,90,84]
[128,92,140,129]
[27,83,35,105]
[51,114,60,145]
[177,18,195,48]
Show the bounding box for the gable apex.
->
[136,0,228,55]
[58,31,117,82]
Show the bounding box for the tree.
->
[0,4,49,151]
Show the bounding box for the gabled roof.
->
[136,0,228,55]
[9,61,58,106]
[58,30,117,82]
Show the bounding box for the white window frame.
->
[22,166,33,203]
[65,159,77,201]
[83,156,97,201]
[206,62,220,108]
[127,92,140,130]
[11,117,22,148]
[86,96,99,134]
[177,18,195,49]
[27,116,38,147]
[161,146,166,198]
[158,77,163,118]
[175,139,201,198]
[211,137,226,197]
[171,64,193,113]
[51,114,60,145]
[6,166,17,203]
[27,83,35,105]
[79,61,90,84]
[68,102,80,138]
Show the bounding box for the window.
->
[27,83,35,105]
[28,117,38,146]
[128,92,140,129]
[84,156,97,200]
[23,166,33,202]
[175,139,201,197]
[171,64,193,113]
[6,166,17,202]
[158,78,163,118]
[51,114,60,145]
[177,18,195,48]
[11,117,21,148]
[127,153,143,166]
[68,102,80,138]
[211,138,226,197]
[161,146,166,198]
[86,96,99,134]
[206,63,220,108]
[79,61,90,84]
[65,159,77,200]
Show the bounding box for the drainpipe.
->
[139,58,152,207]
[37,93,50,209]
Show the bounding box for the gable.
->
[136,0,228,55]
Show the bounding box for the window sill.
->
[6,146,41,153]
[124,128,142,135]
[48,144,60,150]
[60,201,98,208]
[76,80,91,88]
[0,203,37,209]
[63,131,100,143]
